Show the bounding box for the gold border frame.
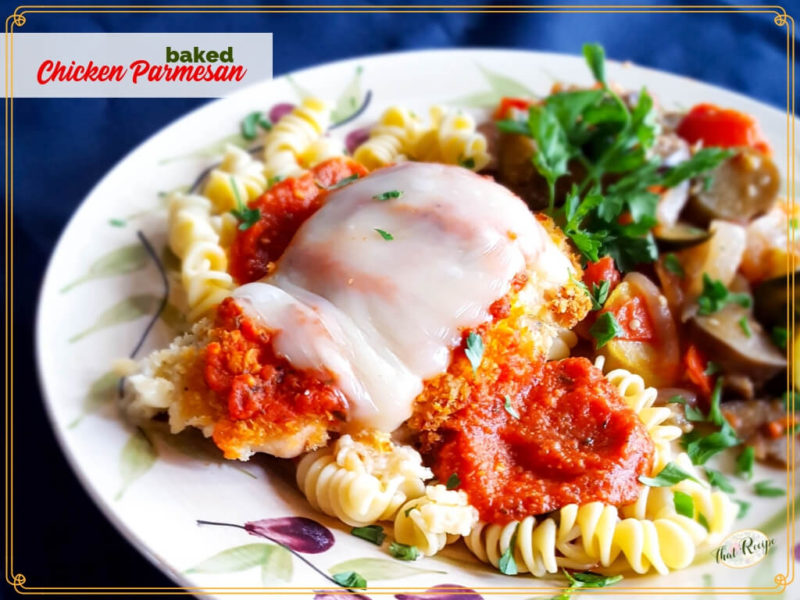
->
[3,3,796,596]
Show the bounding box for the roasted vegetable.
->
[683,148,780,226]
[676,220,746,301]
[653,223,712,252]
[599,272,680,387]
[495,133,585,211]
[653,134,691,227]
[753,270,799,328]
[688,304,786,383]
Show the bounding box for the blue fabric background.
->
[7,0,793,593]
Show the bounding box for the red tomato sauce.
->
[229,157,369,283]
[204,297,346,428]
[432,357,653,524]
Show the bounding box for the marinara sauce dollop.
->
[433,357,654,524]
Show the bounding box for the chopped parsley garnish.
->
[588,280,610,310]
[446,473,461,490]
[498,524,519,575]
[704,467,735,493]
[554,570,623,600]
[753,480,785,497]
[465,332,484,372]
[267,175,283,188]
[663,253,684,277]
[783,391,797,412]
[459,156,476,169]
[498,43,729,272]
[503,395,520,420]
[673,490,695,518]
[332,570,367,588]
[404,505,416,518]
[736,445,755,480]
[707,376,725,426]
[317,173,360,191]
[772,326,788,350]
[703,361,719,376]
[697,273,752,315]
[638,461,701,487]
[109,218,126,228]
[733,499,751,519]
[667,395,705,422]
[738,316,752,338]
[350,525,385,545]
[372,190,403,201]
[240,110,271,140]
[229,176,261,230]
[682,421,740,465]
[589,312,624,348]
[389,541,420,561]
[374,228,394,241]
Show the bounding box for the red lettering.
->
[129,59,150,83]
[36,60,53,84]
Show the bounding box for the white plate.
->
[36,49,797,599]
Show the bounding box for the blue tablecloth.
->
[10,1,793,593]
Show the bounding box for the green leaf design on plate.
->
[68,370,119,429]
[158,133,247,165]
[69,294,161,343]
[160,301,187,332]
[451,64,536,107]
[187,543,273,574]
[477,64,536,97]
[115,428,157,501]
[331,66,364,123]
[328,557,445,581]
[286,75,314,101]
[261,545,292,583]
[61,244,148,293]
[185,543,292,582]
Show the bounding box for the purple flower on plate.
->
[269,102,296,124]
[314,592,372,600]
[395,584,485,600]
[795,541,800,562]
[245,516,334,553]
[345,127,370,154]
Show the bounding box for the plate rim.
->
[33,46,795,594]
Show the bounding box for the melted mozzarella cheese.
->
[234,162,573,432]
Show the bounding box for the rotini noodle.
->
[393,485,478,556]
[263,98,331,180]
[202,144,268,213]
[167,193,234,321]
[603,366,682,473]
[353,106,422,170]
[413,105,490,170]
[296,433,431,527]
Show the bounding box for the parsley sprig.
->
[697,274,752,315]
[500,42,731,271]
[229,176,261,230]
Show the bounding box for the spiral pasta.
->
[603,366,682,473]
[353,106,422,170]
[263,98,332,180]
[202,144,268,213]
[296,432,431,527]
[167,193,235,321]
[413,105,491,171]
[393,485,478,556]
[465,451,737,576]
